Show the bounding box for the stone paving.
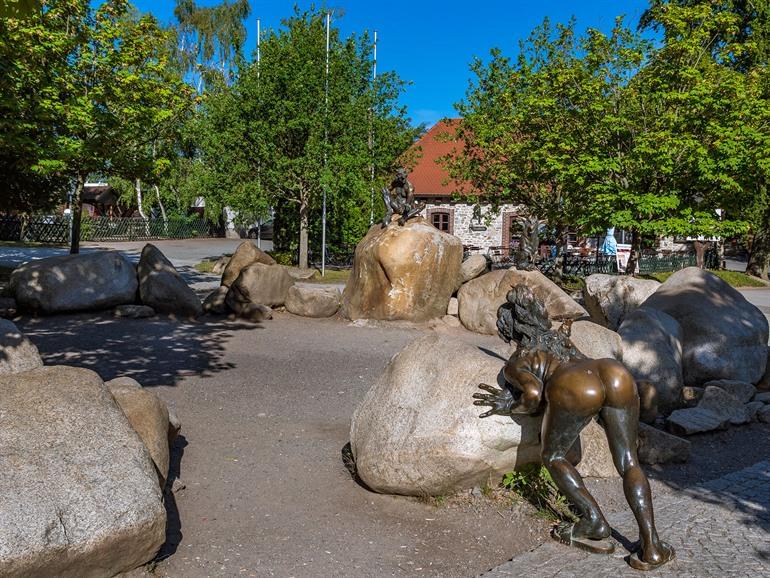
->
[486,460,770,577]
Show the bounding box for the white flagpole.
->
[369,30,377,225]
[322,11,330,276]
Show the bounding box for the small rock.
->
[167,408,181,446]
[211,255,230,275]
[753,391,770,404]
[441,314,461,328]
[460,254,488,284]
[235,303,273,322]
[114,304,156,319]
[447,297,459,316]
[698,385,751,425]
[746,401,765,421]
[171,478,186,493]
[703,379,757,404]
[667,407,729,436]
[758,405,770,423]
[202,285,229,315]
[637,423,690,465]
[0,296,17,318]
[285,285,340,318]
[470,486,482,498]
[0,318,43,375]
[681,386,705,408]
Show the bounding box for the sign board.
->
[616,243,634,273]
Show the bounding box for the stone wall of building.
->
[420,202,520,251]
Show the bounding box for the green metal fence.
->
[0,215,217,244]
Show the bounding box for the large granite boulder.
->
[137,244,201,318]
[350,334,542,496]
[285,285,340,318]
[618,306,684,413]
[220,241,275,288]
[457,269,587,335]
[0,318,42,375]
[583,274,660,330]
[641,268,768,386]
[10,251,137,314]
[0,366,165,577]
[106,377,171,487]
[226,262,294,310]
[569,320,622,360]
[341,217,463,322]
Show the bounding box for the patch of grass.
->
[194,260,217,273]
[642,269,767,287]
[311,268,351,284]
[502,464,576,523]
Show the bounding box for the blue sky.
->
[132,0,651,127]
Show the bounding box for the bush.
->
[267,250,295,266]
[502,464,576,522]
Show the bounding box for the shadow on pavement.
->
[15,312,260,386]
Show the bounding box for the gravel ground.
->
[14,311,770,577]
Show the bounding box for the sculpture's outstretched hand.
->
[473,383,514,418]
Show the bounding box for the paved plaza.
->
[487,460,770,577]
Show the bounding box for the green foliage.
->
[642,269,767,286]
[502,464,576,522]
[196,7,417,267]
[266,250,296,267]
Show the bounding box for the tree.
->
[200,8,415,268]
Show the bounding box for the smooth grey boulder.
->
[697,385,751,425]
[285,285,340,318]
[226,262,294,309]
[460,254,488,284]
[641,267,769,386]
[583,274,660,330]
[618,306,684,413]
[350,334,542,496]
[0,318,42,375]
[637,423,690,465]
[457,269,586,335]
[10,251,137,314]
[746,401,765,421]
[220,241,275,288]
[569,320,622,360]
[0,366,165,577]
[138,244,202,317]
[703,380,757,404]
[202,285,229,315]
[106,377,171,487]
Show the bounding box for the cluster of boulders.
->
[202,241,342,320]
[350,260,768,495]
[0,318,178,576]
[5,244,202,319]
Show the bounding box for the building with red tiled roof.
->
[408,118,522,254]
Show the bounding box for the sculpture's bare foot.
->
[551,522,615,555]
[629,541,675,571]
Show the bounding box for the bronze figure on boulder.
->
[381,168,424,227]
[473,286,675,571]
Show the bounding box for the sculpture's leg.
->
[541,406,612,551]
[600,406,675,570]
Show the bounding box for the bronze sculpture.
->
[382,168,424,227]
[514,216,543,271]
[473,286,675,571]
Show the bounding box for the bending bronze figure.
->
[473,286,674,571]
[382,168,424,227]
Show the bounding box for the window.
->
[432,211,450,232]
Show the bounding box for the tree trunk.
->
[135,178,147,220]
[298,198,309,270]
[747,221,770,281]
[625,230,641,276]
[69,174,85,254]
[693,240,708,269]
